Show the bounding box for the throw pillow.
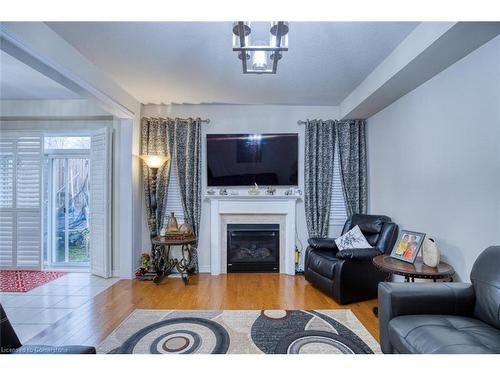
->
[335,225,372,250]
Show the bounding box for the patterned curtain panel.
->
[304,120,336,238]
[141,117,175,237]
[335,120,368,215]
[174,118,202,272]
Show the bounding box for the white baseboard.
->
[198,265,211,273]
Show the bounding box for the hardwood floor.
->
[27,273,379,347]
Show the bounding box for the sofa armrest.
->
[378,282,475,353]
[307,238,338,252]
[335,248,381,261]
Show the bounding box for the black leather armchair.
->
[0,304,96,354]
[379,246,500,354]
[304,214,398,304]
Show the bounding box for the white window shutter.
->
[0,211,14,267]
[16,211,41,269]
[0,134,42,270]
[89,127,112,278]
[16,136,42,209]
[329,145,348,227]
[0,136,15,208]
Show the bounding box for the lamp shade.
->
[140,154,169,169]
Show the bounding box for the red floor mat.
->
[0,270,67,292]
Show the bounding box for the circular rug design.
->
[101,309,380,354]
[251,310,374,354]
[110,317,230,354]
[275,330,363,354]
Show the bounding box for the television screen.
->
[207,133,298,187]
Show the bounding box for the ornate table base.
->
[151,236,197,285]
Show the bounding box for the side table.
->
[151,236,197,285]
[372,254,455,316]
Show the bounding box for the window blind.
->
[329,145,348,226]
[164,162,185,224]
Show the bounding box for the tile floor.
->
[0,273,119,343]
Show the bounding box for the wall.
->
[141,104,340,272]
[367,36,500,281]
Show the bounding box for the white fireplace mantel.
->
[205,195,301,275]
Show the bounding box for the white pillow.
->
[335,225,373,250]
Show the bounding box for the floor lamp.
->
[140,154,169,237]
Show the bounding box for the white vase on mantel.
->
[422,237,440,268]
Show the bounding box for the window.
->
[164,162,185,225]
[44,136,90,150]
[329,145,348,226]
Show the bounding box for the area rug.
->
[0,270,67,292]
[98,309,380,354]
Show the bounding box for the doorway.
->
[43,137,91,270]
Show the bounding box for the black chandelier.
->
[232,22,289,74]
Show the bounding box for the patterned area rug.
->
[0,270,67,292]
[98,309,380,354]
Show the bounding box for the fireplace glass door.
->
[227,224,279,272]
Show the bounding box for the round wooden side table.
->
[371,254,455,316]
[151,236,197,285]
[373,255,455,282]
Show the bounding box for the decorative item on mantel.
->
[207,188,216,195]
[422,237,440,268]
[248,182,260,195]
[219,188,228,195]
[266,186,276,195]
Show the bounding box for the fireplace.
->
[227,224,279,272]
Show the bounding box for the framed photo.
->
[390,230,426,264]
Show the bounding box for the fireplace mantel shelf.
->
[204,194,302,201]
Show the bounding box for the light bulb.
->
[252,41,268,71]
[140,154,169,169]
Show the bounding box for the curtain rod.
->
[297,119,364,125]
[143,116,210,124]
[297,119,336,125]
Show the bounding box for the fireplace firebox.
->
[227,224,279,272]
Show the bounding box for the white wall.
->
[141,104,340,272]
[367,36,500,281]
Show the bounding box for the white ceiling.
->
[46,22,419,106]
[0,50,81,100]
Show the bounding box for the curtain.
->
[304,120,335,238]
[335,120,368,215]
[174,118,202,272]
[141,117,175,237]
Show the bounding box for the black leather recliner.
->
[379,246,500,354]
[304,214,399,304]
[0,304,96,354]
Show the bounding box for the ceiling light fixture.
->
[232,21,289,74]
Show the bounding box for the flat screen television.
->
[207,133,298,187]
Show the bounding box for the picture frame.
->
[390,230,426,264]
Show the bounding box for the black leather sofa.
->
[0,304,96,354]
[379,246,500,354]
[304,214,398,304]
